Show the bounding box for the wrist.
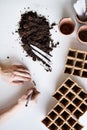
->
[18,98,26,106]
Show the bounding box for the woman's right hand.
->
[18,88,40,106]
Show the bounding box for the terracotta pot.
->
[75,6,87,24]
[77,25,87,44]
[59,18,75,35]
[75,14,87,24]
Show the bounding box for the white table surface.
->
[0,0,87,130]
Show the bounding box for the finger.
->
[25,89,34,96]
[12,75,31,82]
[31,92,40,101]
[12,80,24,85]
[13,65,28,70]
[16,68,30,73]
[14,71,31,78]
[31,90,40,101]
[20,90,33,100]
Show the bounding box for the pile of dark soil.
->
[18,11,58,71]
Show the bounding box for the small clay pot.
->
[75,6,87,24]
[77,25,87,44]
[75,14,87,24]
[59,18,75,35]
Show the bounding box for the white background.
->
[0,0,87,130]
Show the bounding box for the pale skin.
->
[0,64,40,123]
[0,65,32,85]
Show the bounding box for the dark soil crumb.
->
[52,42,59,48]
[7,56,10,59]
[51,22,56,27]
[18,11,59,71]
[15,30,18,33]
[12,32,14,35]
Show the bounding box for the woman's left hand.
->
[0,65,31,85]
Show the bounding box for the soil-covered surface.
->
[18,11,59,71]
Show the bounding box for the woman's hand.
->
[0,65,31,85]
[18,88,40,106]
